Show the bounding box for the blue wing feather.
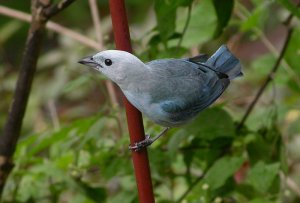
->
[137,58,231,125]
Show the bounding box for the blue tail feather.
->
[205,45,242,80]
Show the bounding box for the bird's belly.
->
[145,104,179,127]
[123,91,187,127]
[124,91,194,127]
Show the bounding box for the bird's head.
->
[79,50,145,85]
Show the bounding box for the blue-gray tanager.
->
[79,45,242,151]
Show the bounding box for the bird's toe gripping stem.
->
[129,135,153,152]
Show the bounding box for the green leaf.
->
[0,20,23,44]
[154,0,177,40]
[212,0,234,38]
[176,0,193,7]
[167,128,187,152]
[184,107,235,140]
[108,191,137,203]
[246,161,280,193]
[154,0,193,41]
[240,2,271,32]
[276,0,300,19]
[54,150,75,169]
[27,116,98,156]
[78,182,107,202]
[246,125,282,164]
[176,0,217,47]
[156,46,187,58]
[205,156,244,190]
[284,28,300,93]
[250,198,273,203]
[77,150,91,167]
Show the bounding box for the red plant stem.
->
[109,0,155,202]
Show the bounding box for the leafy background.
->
[0,0,300,202]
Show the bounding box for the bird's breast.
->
[124,90,193,127]
[123,90,176,126]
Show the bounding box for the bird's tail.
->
[205,45,242,80]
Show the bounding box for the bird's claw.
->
[129,135,153,152]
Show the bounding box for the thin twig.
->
[237,26,294,130]
[88,0,119,108]
[0,5,101,50]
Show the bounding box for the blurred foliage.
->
[1,0,300,202]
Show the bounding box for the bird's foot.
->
[129,135,153,152]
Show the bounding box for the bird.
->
[79,45,242,151]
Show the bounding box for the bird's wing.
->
[146,59,229,115]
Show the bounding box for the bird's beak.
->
[78,56,99,67]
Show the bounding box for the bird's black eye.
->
[105,59,112,66]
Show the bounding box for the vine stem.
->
[109,0,155,202]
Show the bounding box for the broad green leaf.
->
[184,107,235,140]
[240,1,271,32]
[108,191,137,203]
[277,0,300,19]
[176,0,193,7]
[78,150,91,167]
[54,150,75,169]
[249,198,274,203]
[205,156,244,189]
[247,124,282,164]
[98,151,131,180]
[156,46,187,58]
[176,0,217,47]
[154,0,193,41]
[154,0,177,40]
[246,161,280,193]
[212,0,234,38]
[167,128,187,152]
[250,198,273,203]
[78,182,107,202]
[17,175,42,202]
[27,116,98,156]
[235,184,257,200]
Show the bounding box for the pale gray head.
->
[79,50,146,85]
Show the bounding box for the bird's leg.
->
[129,127,170,151]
